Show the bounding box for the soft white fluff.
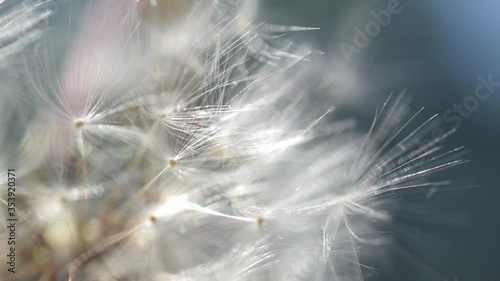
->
[0,1,467,281]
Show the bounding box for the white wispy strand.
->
[0,1,468,281]
[0,0,52,64]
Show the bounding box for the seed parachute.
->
[0,1,469,281]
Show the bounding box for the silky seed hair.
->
[0,1,469,281]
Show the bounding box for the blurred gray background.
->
[258,1,500,280]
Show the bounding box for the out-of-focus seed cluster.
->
[0,1,468,281]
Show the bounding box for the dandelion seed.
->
[74,119,84,128]
[256,215,264,226]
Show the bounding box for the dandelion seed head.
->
[0,1,472,280]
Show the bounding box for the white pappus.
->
[0,1,469,281]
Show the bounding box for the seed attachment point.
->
[256,216,264,226]
[149,214,157,223]
[75,119,84,128]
